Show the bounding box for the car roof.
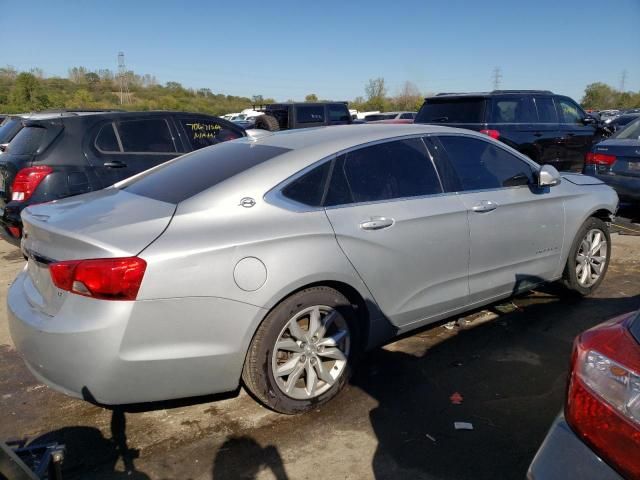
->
[432,90,554,98]
[246,123,473,155]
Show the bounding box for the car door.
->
[92,116,182,187]
[532,96,563,167]
[555,96,597,171]
[175,115,244,151]
[323,137,470,328]
[431,134,565,305]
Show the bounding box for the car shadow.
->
[211,436,288,480]
[351,291,640,479]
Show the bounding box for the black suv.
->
[415,90,602,171]
[0,110,245,244]
[253,102,354,131]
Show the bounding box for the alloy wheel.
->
[576,228,608,287]
[271,305,350,400]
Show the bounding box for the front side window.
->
[534,97,558,123]
[326,137,442,205]
[296,106,325,124]
[328,105,350,123]
[437,135,534,191]
[180,118,243,150]
[116,119,177,153]
[556,97,584,124]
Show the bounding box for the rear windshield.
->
[415,97,487,123]
[6,126,46,155]
[123,141,290,204]
[614,118,640,140]
[0,118,23,143]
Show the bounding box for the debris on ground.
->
[454,422,474,431]
[425,434,436,442]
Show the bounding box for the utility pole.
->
[620,69,628,92]
[492,66,502,90]
[118,52,132,105]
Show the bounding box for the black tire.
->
[253,114,280,132]
[242,286,358,414]
[562,217,611,295]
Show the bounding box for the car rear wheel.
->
[242,286,357,414]
[563,217,611,295]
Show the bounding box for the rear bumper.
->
[527,413,622,480]
[8,269,267,404]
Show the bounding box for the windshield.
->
[123,141,290,204]
[613,118,640,140]
[415,98,487,123]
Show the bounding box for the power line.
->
[620,69,628,92]
[118,52,132,105]
[491,67,503,90]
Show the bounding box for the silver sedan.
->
[9,124,618,414]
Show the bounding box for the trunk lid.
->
[20,188,176,316]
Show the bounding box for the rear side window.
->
[326,137,442,205]
[117,119,177,153]
[296,106,325,124]
[124,142,290,204]
[179,118,243,149]
[282,161,332,206]
[416,98,486,123]
[6,126,46,155]
[534,97,558,123]
[328,105,350,123]
[491,97,535,123]
[95,123,120,152]
[437,135,534,191]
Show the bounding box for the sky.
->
[1,0,639,102]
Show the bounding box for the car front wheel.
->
[242,287,357,414]
[563,217,611,295]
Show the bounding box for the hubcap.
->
[576,228,608,287]
[271,305,350,400]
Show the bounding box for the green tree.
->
[305,93,318,102]
[364,77,387,111]
[9,72,41,109]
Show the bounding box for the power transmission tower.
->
[620,69,628,92]
[118,52,132,105]
[492,67,502,90]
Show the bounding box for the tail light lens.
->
[585,152,617,166]
[11,166,53,201]
[480,129,500,139]
[566,312,640,479]
[49,257,147,301]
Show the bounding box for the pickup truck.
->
[253,102,357,131]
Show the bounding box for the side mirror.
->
[538,164,561,187]
[582,115,598,126]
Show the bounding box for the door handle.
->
[103,160,127,168]
[532,132,543,137]
[472,200,499,213]
[566,132,576,137]
[360,217,394,230]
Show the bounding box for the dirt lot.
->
[1,230,639,480]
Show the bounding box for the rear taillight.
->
[480,129,500,139]
[585,152,617,166]
[566,313,640,479]
[49,257,147,301]
[7,226,21,238]
[11,166,53,202]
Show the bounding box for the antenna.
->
[620,69,627,92]
[492,66,503,90]
[118,51,132,105]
